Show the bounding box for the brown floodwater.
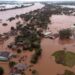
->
[34,15,75,75]
[0,3,75,75]
[0,3,44,34]
[0,3,44,20]
[49,15,75,33]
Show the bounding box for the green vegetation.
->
[44,3,75,16]
[16,23,23,30]
[58,70,75,75]
[15,15,19,19]
[2,23,8,26]
[52,50,75,67]
[59,29,72,39]
[14,24,42,64]
[64,70,75,75]
[32,69,38,75]
[15,25,41,50]
[0,67,4,75]
[9,61,16,68]
[20,14,33,21]
[17,49,22,54]
[9,3,65,65]
[11,26,15,30]
[31,48,42,64]
[8,17,15,22]
[29,9,51,30]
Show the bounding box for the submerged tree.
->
[9,61,16,68]
[0,67,4,75]
[59,29,72,39]
[58,70,75,75]
[2,23,8,26]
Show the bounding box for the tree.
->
[15,15,19,19]
[17,49,22,54]
[32,69,38,75]
[8,17,15,22]
[9,61,16,68]
[0,67,4,75]
[11,27,15,30]
[59,29,72,39]
[2,23,8,26]
[30,48,42,64]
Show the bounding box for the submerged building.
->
[0,51,12,61]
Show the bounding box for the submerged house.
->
[14,63,28,71]
[42,31,52,37]
[0,51,12,61]
[10,63,28,75]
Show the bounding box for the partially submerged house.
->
[10,63,28,75]
[0,51,12,61]
[42,31,53,37]
[43,31,52,36]
[14,63,28,71]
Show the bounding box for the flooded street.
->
[0,3,75,75]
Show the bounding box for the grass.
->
[52,50,75,67]
[65,51,75,67]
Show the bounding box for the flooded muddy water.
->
[0,3,44,34]
[49,15,75,33]
[0,3,44,20]
[0,3,75,75]
[34,15,75,75]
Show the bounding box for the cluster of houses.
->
[0,51,29,75]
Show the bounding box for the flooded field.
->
[0,3,75,75]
